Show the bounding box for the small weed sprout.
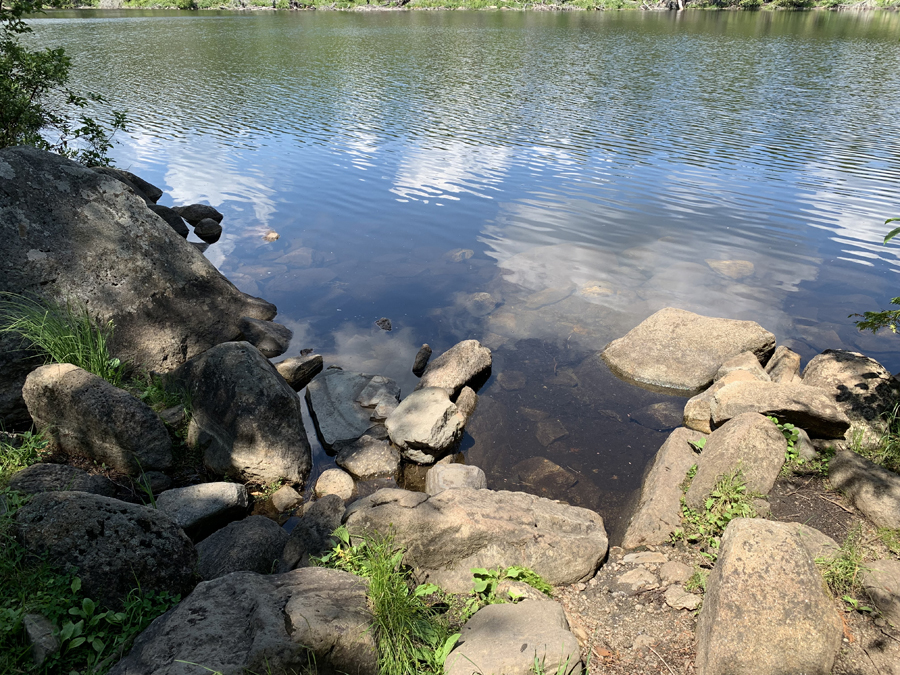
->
[685,567,708,594]
[816,525,870,609]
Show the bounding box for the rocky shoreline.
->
[2,146,899,674]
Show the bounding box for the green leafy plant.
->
[314,526,458,675]
[816,525,868,599]
[685,567,708,593]
[0,293,126,387]
[852,404,900,474]
[461,565,554,620]
[673,469,757,557]
[0,428,47,485]
[689,438,706,453]
[877,528,900,558]
[852,218,900,334]
[767,416,803,469]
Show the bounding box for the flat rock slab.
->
[306,369,399,450]
[445,601,582,675]
[602,307,776,395]
[695,518,842,675]
[336,435,400,479]
[195,516,289,581]
[109,567,376,675]
[15,492,196,608]
[344,488,608,593]
[415,339,492,398]
[156,482,249,541]
[861,558,900,625]
[685,412,786,510]
[0,147,275,427]
[8,463,116,497]
[274,354,323,391]
[23,363,171,475]
[425,463,487,495]
[829,450,900,529]
[710,380,851,438]
[802,349,900,443]
[385,387,465,464]
[622,427,704,549]
[175,342,311,484]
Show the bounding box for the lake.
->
[28,8,900,540]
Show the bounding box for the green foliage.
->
[852,218,900,334]
[0,428,47,485]
[685,567,708,593]
[0,0,127,165]
[0,294,126,387]
[853,404,900,475]
[688,438,706,453]
[816,525,867,599]
[461,565,553,620]
[877,528,900,558]
[314,526,458,675]
[672,469,757,558]
[0,488,179,674]
[767,415,804,474]
[130,372,190,413]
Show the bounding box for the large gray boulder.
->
[0,147,277,427]
[156,482,249,541]
[602,308,776,395]
[445,601,581,675]
[415,339,492,398]
[176,342,311,484]
[802,349,900,444]
[305,369,400,451]
[344,488,608,593]
[684,412,786,510]
[15,492,196,608]
[8,462,116,497]
[829,450,900,529]
[385,387,465,464]
[109,567,376,675]
[695,518,842,675]
[709,380,851,438]
[622,427,704,549]
[22,363,171,475]
[195,516,289,581]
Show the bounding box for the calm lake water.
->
[29,8,900,539]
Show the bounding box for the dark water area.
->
[28,8,900,541]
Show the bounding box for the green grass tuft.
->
[816,524,867,598]
[0,429,48,486]
[0,293,126,387]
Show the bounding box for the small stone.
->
[497,371,526,391]
[664,585,702,611]
[270,485,302,512]
[147,204,189,238]
[622,552,667,565]
[193,217,222,244]
[415,339,492,398]
[375,317,392,331]
[536,419,568,447]
[446,248,474,262]
[335,435,400,480]
[195,516,289,581]
[412,344,432,378]
[659,561,693,586]
[158,405,185,427]
[315,468,355,501]
[238,317,292,359]
[455,386,478,422]
[861,559,900,625]
[173,203,224,225]
[262,230,279,241]
[9,463,116,497]
[611,568,659,595]
[385,388,465,464]
[632,635,657,651]
[156,482,249,540]
[765,345,802,384]
[138,471,172,494]
[23,613,59,666]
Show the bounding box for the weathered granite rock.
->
[710,380,851,438]
[147,204,189,238]
[602,308,776,395]
[156,482,249,540]
[790,522,840,563]
[15,492,196,608]
[385,388,465,464]
[8,463,116,497]
[445,601,581,675]
[196,516,289,580]
[455,385,478,422]
[344,488,608,593]
[685,413,786,510]
[861,558,900,626]
[611,568,659,595]
[356,375,401,421]
[695,518,842,675]
[270,484,302,512]
[622,427,704,549]
[664,585,701,611]
[714,351,769,383]
[829,450,900,529]
[274,353,323,391]
[765,345,802,384]
[277,494,344,572]
[193,217,222,244]
[175,342,311,483]
[172,203,224,225]
[0,147,276,427]
[315,468,355,501]
[415,339,492,398]
[682,370,758,434]
[335,435,400,479]
[802,349,900,444]
[109,568,376,675]
[236,317,292,358]
[659,561,693,586]
[412,344,432,377]
[425,463,487,495]
[306,369,400,451]
[23,364,171,475]
[92,166,162,204]
[23,613,59,666]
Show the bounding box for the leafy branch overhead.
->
[852,217,900,334]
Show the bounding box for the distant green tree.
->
[0,0,126,165]
[853,218,900,334]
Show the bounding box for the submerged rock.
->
[425,463,487,495]
[601,307,776,395]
